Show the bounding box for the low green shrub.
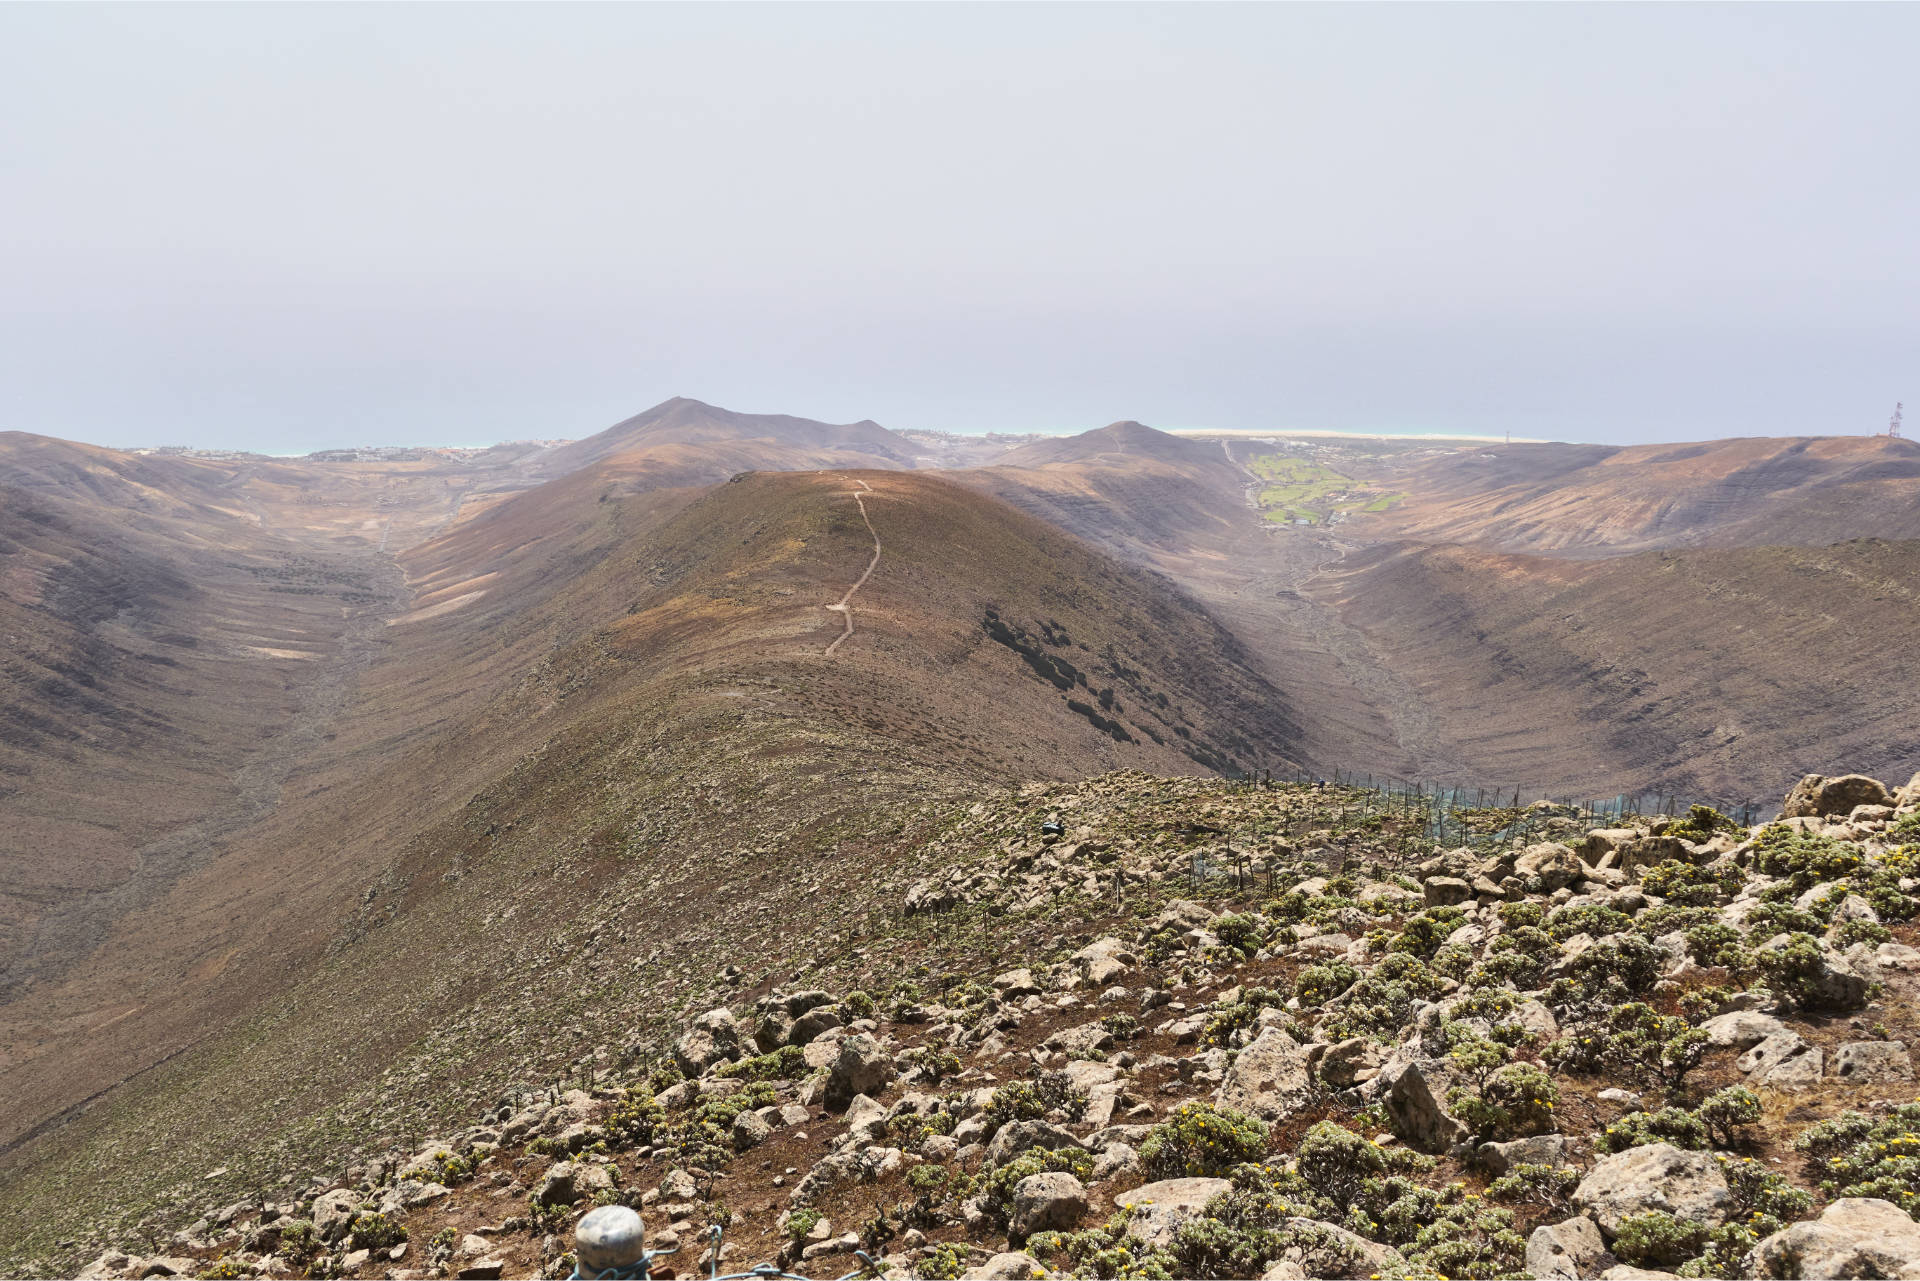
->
[605,1093,664,1147]
[982,1073,1088,1130]
[1486,1162,1580,1216]
[1752,827,1864,888]
[1697,1085,1764,1148]
[1211,912,1267,956]
[1027,1212,1179,1280]
[1684,922,1752,970]
[1596,1106,1709,1154]
[1202,986,1288,1046]
[353,1213,412,1252]
[1293,960,1359,1006]
[906,1043,962,1081]
[717,1044,809,1081]
[1544,934,1665,1007]
[1545,902,1635,941]
[1547,1001,1707,1096]
[1139,1101,1270,1179]
[1293,1121,1432,1208]
[1611,1211,1709,1268]
[910,1242,974,1281]
[1755,931,1863,1010]
[1640,860,1742,907]
[1834,917,1892,948]
[1797,1104,1920,1215]
[1382,907,1468,961]
[1320,952,1448,1042]
[1449,1062,1557,1141]
[1667,805,1741,844]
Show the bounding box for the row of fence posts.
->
[1193,764,1767,889]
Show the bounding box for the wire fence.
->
[1217,763,1773,858]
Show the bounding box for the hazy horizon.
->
[4,3,1915,454]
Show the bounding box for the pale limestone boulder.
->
[1748,1197,1920,1279]
[1527,1216,1614,1280]
[960,1251,1048,1280]
[1781,773,1894,818]
[1215,1027,1314,1121]
[1830,1041,1914,1084]
[1573,1143,1731,1238]
[1007,1171,1087,1238]
[1118,1177,1232,1249]
[1377,1059,1467,1154]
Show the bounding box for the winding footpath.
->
[824,478,880,657]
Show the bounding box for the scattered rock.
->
[535,1159,613,1207]
[993,968,1040,998]
[1748,1196,1920,1279]
[1008,1171,1087,1238]
[673,1007,742,1075]
[1527,1216,1615,1281]
[1829,1041,1914,1083]
[1515,842,1584,892]
[1216,1027,1314,1121]
[986,1120,1084,1168]
[311,1189,358,1242]
[732,1109,773,1151]
[1749,1037,1825,1090]
[1573,1143,1731,1237]
[960,1251,1048,1280]
[1045,1021,1115,1058]
[788,1006,844,1046]
[1424,877,1472,907]
[1478,1133,1570,1176]
[1314,1037,1382,1090]
[1782,774,1894,819]
[1119,1177,1233,1249]
[1698,1010,1786,1050]
[824,1034,893,1111]
[1376,1059,1467,1154]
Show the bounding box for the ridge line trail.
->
[824,478,880,657]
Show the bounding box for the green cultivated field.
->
[1247,453,1404,525]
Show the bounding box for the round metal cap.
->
[575,1204,646,1271]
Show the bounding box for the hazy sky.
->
[3,4,1916,452]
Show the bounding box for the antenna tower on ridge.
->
[1891,403,1905,439]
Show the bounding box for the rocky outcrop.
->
[1376,1059,1466,1154]
[1781,774,1894,819]
[1007,1172,1087,1238]
[1215,1028,1313,1121]
[1118,1177,1232,1249]
[1574,1144,1731,1238]
[1527,1216,1615,1281]
[1748,1197,1920,1279]
[673,1008,742,1076]
[823,1033,893,1111]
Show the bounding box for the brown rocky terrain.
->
[41,767,1920,1281]
[0,456,1305,1272]
[963,422,1920,804]
[1358,434,1920,556]
[8,403,1920,1281]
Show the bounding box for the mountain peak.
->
[535,398,916,475]
[992,418,1223,469]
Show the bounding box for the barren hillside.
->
[0,460,1306,1267]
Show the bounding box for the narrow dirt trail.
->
[824,478,880,657]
